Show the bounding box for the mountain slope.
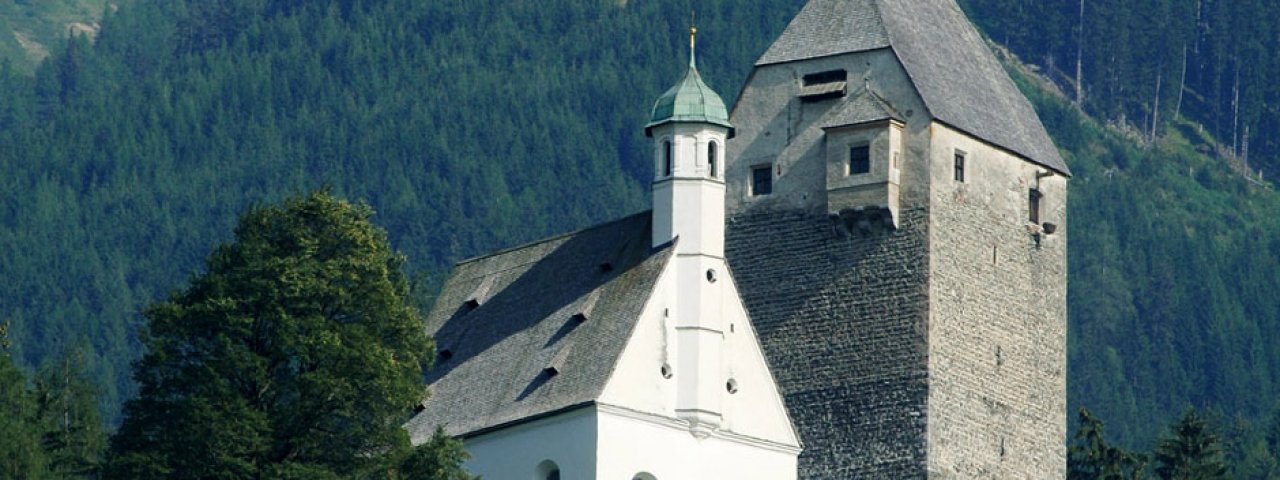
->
[1,0,1278,453]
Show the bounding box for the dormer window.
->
[849,145,870,175]
[663,140,673,177]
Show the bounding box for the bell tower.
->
[644,26,737,434]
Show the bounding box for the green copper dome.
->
[645,37,735,137]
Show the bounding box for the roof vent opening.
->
[800,69,848,102]
[599,262,614,273]
[463,298,481,310]
[542,348,571,379]
[438,349,453,362]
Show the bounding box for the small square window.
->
[954,151,967,182]
[849,145,871,175]
[751,165,773,196]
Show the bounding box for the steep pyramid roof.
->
[758,0,1069,175]
[405,213,673,441]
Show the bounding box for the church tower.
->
[724,0,1070,478]
[645,26,736,435]
[408,25,799,480]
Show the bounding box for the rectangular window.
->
[1029,189,1042,224]
[954,151,967,182]
[849,145,871,175]
[751,165,773,196]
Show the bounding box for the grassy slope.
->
[0,0,113,73]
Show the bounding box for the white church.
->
[406,0,1070,478]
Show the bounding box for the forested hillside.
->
[961,0,1280,181]
[2,0,1280,463]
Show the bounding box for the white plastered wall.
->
[598,253,799,471]
[461,407,598,480]
[596,405,798,480]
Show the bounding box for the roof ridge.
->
[454,211,651,268]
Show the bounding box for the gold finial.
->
[690,10,698,50]
[689,10,698,68]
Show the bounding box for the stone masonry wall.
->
[925,124,1068,479]
[726,208,930,478]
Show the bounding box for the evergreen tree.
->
[103,190,472,479]
[0,320,50,479]
[1154,408,1228,480]
[34,347,107,479]
[1068,407,1148,480]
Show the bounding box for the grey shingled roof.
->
[819,86,904,129]
[405,213,672,441]
[758,0,1070,175]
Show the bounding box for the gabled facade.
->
[405,29,799,480]
[724,0,1069,477]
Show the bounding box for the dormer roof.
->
[758,0,1070,175]
[820,85,904,130]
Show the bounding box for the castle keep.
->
[407,0,1069,478]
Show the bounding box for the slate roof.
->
[757,0,1070,175]
[405,213,673,442]
[819,86,904,129]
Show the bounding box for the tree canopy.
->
[104,190,471,479]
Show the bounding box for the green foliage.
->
[0,334,50,479]
[960,0,1280,185]
[35,347,108,478]
[1069,408,1148,479]
[104,190,469,479]
[1154,409,1228,479]
[1006,60,1280,450]
[389,427,476,480]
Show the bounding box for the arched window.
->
[663,140,673,177]
[536,460,560,480]
[708,141,718,178]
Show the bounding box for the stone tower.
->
[723,0,1071,478]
